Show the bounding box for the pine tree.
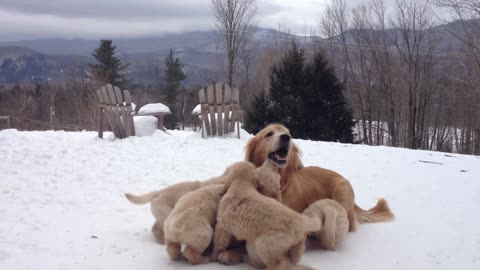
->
[163,49,186,129]
[248,42,354,142]
[268,42,308,138]
[244,90,276,134]
[303,52,354,142]
[89,40,129,88]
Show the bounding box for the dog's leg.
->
[183,225,214,264]
[245,241,265,269]
[150,204,173,244]
[332,181,357,231]
[264,257,288,270]
[166,241,182,261]
[254,234,290,270]
[288,239,306,264]
[218,248,245,265]
[319,209,338,250]
[211,223,232,261]
[151,220,165,244]
[183,245,210,265]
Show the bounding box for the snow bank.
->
[0,128,479,270]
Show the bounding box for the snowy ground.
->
[1,128,479,270]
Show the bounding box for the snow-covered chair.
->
[97,84,170,139]
[192,82,242,139]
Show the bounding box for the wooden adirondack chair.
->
[196,82,242,139]
[97,84,169,139]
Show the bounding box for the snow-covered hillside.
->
[1,129,479,270]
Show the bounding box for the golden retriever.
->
[245,124,394,232]
[163,184,225,264]
[303,199,349,250]
[212,160,320,270]
[125,176,224,244]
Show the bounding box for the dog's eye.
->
[265,132,273,138]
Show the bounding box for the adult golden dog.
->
[245,124,394,231]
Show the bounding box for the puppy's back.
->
[164,184,225,242]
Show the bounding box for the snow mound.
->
[192,104,201,115]
[133,116,158,137]
[137,103,170,115]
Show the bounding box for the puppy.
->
[213,161,321,270]
[125,175,224,244]
[303,199,349,250]
[163,184,225,264]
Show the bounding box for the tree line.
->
[1,0,479,155]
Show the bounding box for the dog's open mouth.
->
[268,146,289,166]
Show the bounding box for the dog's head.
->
[245,124,303,192]
[222,161,257,190]
[245,124,302,172]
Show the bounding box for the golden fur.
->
[163,184,225,264]
[124,176,224,244]
[303,199,349,250]
[213,160,321,270]
[245,124,394,231]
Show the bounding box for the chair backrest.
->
[97,84,134,138]
[198,82,240,137]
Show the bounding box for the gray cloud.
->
[0,0,212,20]
[0,0,372,41]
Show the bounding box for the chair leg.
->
[237,120,240,139]
[98,107,104,139]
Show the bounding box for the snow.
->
[0,128,479,270]
[192,104,201,115]
[137,103,171,115]
[133,116,158,137]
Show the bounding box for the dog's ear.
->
[245,136,259,165]
[288,143,303,171]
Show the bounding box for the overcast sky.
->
[1,0,372,41]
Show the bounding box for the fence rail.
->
[0,116,80,131]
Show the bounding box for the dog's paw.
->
[218,250,243,265]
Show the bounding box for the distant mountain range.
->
[0,20,472,85]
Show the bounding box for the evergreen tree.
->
[269,42,307,136]
[248,42,354,142]
[244,90,276,134]
[163,49,186,129]
[90,40,129,88]
[302,52,354,142]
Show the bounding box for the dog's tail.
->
[124,191,160,204]
[355,198,394,223]
[299,214,322,234]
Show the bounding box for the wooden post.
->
[49,105,55,130]
[98,106,104,138]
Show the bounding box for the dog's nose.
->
[280,134,291,143]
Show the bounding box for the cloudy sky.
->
[0,0,370,41]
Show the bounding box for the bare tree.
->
[211,0,257,87]
[436,0,480,154]
[390,0,436,149]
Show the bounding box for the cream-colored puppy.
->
[213,161,321,270]
[303,199,349,250]
[163,184,225,264]
[125,176,224,244]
